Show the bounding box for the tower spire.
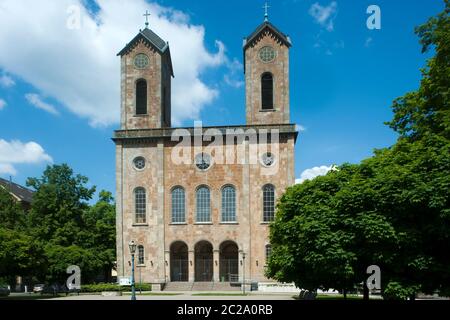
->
[263,1,270,22]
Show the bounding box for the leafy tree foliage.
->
[267,1,450,300]
[25,165,116,284]
[0,164,116,286]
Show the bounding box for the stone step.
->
[163,282,242,292]
[163,282,194,291]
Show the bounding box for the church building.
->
[113,11,298,290]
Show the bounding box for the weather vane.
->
[143,10,151,28]
[263,1,270,22]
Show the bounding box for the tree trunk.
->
[363,283,370,301]
[343,289,347,300]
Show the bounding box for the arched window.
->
[135,187,146,224]
[172,187,186,223]
[136,79,147,115]
[265,245,272,263]
[196,186,211,223]
[261,73,274,110]
[221,185,236,222]
[138,245,145,265]
[263,184,275,222]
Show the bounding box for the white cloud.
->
[309,2,338,32]
[25,93,59,115]
[0,139,53,175]
[296,165,333,184]
[223,58,244,88]
[0,99,6,110]
[0,74,15,87]
[0,0,231,127]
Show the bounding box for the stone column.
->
[188,250,195,282]
[238,250,244,283]
[213,249,220,282]
[165,250,170,283]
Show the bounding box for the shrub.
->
[81,283,152,293]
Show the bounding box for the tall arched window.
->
[135,187,146,224]
[222,185,236,222]
[172,187,186,223]
[136,79,147,115]
[263,184,275,222]
[138,245,145,265]
[261,73,274,110]
[265,245,272,263]
[196,186,211,223]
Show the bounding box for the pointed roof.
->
[0,177,34,204]
[243,21,292,50]
[117,28,174,77]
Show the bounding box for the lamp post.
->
[242,252,246,295]
[129,240,137,301]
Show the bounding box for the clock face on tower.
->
[134,54,149,69]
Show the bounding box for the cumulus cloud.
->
[0,0,232,127]
[309,2,338,32]
[223,58,244,89]
[0,74,15,87]
[0,139,53,175]
[0,99,6,110]
[25,93,59,115]
[296,165,333,184]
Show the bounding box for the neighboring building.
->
[0,177,34,210]
[113,14,298,288]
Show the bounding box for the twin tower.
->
[117,19,292,129]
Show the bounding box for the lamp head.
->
[129,240,137,254]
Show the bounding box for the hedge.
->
[81,283,152,293]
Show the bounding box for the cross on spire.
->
[263,1,270,22]
[143,10,151,28]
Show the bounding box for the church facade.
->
[113,17,298,288]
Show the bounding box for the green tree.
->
[26,164,96,246]
[26,164,116,284]
[0,228,45,286]
[0,186,26,230]
[267,1,450,300]
[81,191,116,282]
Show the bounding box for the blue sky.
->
[0,0,444,199]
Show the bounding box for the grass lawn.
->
[293,294,381,300]
[0,294,65,300]
[192,293,248,297]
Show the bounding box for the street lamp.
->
[242,252,246,295]
[129,240,137,301]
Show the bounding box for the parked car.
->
[41,284,79,296]
[0,286,10,297]
[33,284,45,293]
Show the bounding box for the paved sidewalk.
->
[49,292,296,301]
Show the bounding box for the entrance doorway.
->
[194,241,213,282]
[170,241,188,282]
[219,241,239,282]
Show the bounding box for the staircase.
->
[163,282,241,292]
[163,282,194,291]
[191,282,214,291]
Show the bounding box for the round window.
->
[261,152,276,167]
[134,54,149,69]
[259,46,276,62]
[195,153,212,171]
[133,157,146,170]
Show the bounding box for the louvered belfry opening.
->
[261,72,274,110]
[136,79,147,115]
